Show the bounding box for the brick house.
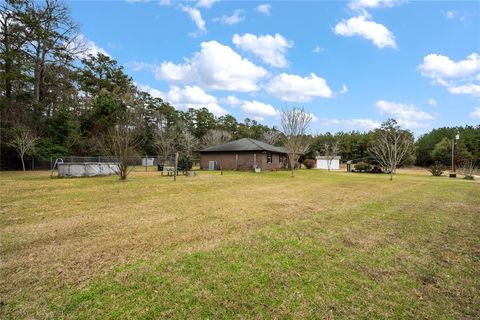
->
[199,138,288,171]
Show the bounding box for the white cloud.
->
[418,53,480,79]
[446,10,457,19]
[156,61,193,82]
[470,107,480,119]
[232,33,293,68]
[313,46,324,53]
[348,0,403,11]
[213,9,245,25]
[308,113,319,123]
[444,10,465,21]
[223,95,242,106]
[321,118,381,130]
[256,4,271,16]
[447,83,480,96]
[340,84,348,94]
[418,53,480,97]
[180,5,206,34]
[196,0,218,9]
[138,84,227,116]
[375,100,435,128]
[428,98,437,107]
[71,34,109,59]
[265,73,333,102]
[131,61,152,72]
[334,15,397,49]
[166,85,227,115]
[345,118,381,129]
[155,41,268,92]
[137,83,164,99]
[241,100,278,120]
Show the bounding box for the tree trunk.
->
[119,165,127,181]
[3,23,12,100]
[39,46,47,103]
[34,47,41,102]
[20,154,25,172]
[289,155,295,177]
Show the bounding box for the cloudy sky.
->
[71,0,480,134]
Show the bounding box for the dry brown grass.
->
[1,169,479,319]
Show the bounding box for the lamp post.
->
[450,131,460,178]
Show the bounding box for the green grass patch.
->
[1,170,479,319]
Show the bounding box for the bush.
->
[429,162,445,176]
[178,155,193,171]
[303,159,316,169]
[354,162,371,172]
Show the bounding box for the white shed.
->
[316,156,341,170]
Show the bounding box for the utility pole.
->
[450,130,460,178]
[451,137,455,173]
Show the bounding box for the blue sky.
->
[70,0,480,135]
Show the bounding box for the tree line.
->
[1,0,478,171]
[310,125,479,167]
[0,0,276,170]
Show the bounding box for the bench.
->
[161,166,175,176]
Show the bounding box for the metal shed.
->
[316,156,341,170]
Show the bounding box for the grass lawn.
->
[1,169,479,319]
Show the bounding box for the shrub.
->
[303,159,316,169]
[354,162,371,172]
[178,155,193,171]
[428,162,445,176]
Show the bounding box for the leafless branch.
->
[201,129,231,148]
[281,108,312,177]
[8,127,38,171]
[368,121,413,180]
[104,123,142,181]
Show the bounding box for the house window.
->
[279,154,283,163]
[267,152,272,163]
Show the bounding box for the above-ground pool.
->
[57,162,119,177]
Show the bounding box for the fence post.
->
[174,152,179,182]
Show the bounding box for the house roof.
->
[199,138,287,153]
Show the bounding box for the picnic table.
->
[158,164,186,176]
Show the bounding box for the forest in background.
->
[1,0,479,170]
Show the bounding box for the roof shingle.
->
[199,138,287,153]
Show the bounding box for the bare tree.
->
[104,123,142,181]
[8,127,38,171]
[181,131,198,157]
[156,126,178,159]
[368,119,413,181]
[323,140,340,171]
[281,108,312,177]
[201,129,231,147]
[261,129,281,145]
[459,160,479,180]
